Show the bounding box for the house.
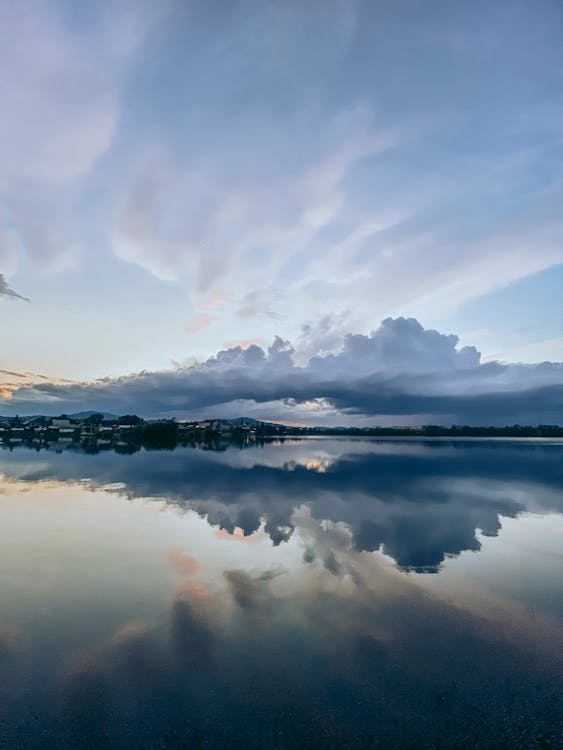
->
[51,418,73,428]
[23,416,49,428]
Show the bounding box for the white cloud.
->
[111,105,397,297]
[308,317,481,378]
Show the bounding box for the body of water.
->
[0,438,562,748]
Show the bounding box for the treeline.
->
[109,421,284,452]
[3,412,563,453]
[100,418,283,451]
[315,424,563,438]
[110,421,563,446]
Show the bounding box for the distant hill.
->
[223,417,283,428]
[69,411,120,421]
[1,413,563,439]
[0,411,121,422]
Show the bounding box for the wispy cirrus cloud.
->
[2,0,563,376]
[0,0,152,272]
[185,313,216,335]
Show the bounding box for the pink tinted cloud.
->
[222,337,266,350]
[169,549,200,576]
[214,527,260,544]
[168,549,210,602]
[185,313,216,334]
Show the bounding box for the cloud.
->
[236,288,283,321]
[1,0,563,351]
[296,312,355,364]
[2,316,562,423]
[222,338,266,351]
[4,316,563,425]
[185,313,216,335]
[0,274,29,302]
[0,366,77,402]
[105,0,563,333]
[112,102,393,297]
[308,317,481,377]
[0,2,118,184]
[0,1,152,272]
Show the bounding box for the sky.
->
[1,0,563,424]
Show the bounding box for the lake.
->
[0,438,562,749]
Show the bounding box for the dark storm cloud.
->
[4,317,563,424]
[0,274,29,302]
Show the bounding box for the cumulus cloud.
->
[3,317,563,425]
[296,312,355,364]
[308,317,481,377]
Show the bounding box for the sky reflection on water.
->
[0,439,561,749]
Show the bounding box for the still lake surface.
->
[0,437,562,749]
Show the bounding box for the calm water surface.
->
[0,438,562,749]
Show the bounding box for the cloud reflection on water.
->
[51,544,563,749]
[0,439,562,748]
[1,438,563,571]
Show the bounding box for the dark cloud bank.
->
[4,317,563,424]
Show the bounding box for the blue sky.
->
[1,0,563,422]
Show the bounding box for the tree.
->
[119,415,142,425]
[141,420,178,450]
[85,413,104,425]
